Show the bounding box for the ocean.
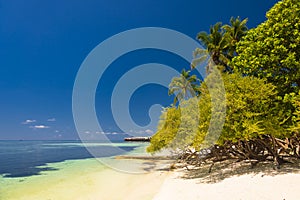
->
[0,140,156,200]
[0,140,139,178]
[0,140,169,200]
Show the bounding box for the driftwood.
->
[178,134,300,172]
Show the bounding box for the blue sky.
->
[0,0,278,140]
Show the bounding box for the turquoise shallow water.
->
[0,140,140,178]
[0,158,106,200]
[0,141,150,200]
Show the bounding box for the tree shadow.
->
[2,166,59,178]
[180,159,300,184]
[142,160,174,172]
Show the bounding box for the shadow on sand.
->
[179,159,300,184]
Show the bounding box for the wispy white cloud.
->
[129,129,154,135]
[30,125,50,129]
[145,129,154,134]
[104,132,124,135]
[92,131,126,135]
[47,118,56,122]
[22,119,36,124]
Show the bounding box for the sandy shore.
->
[154,161,300,200]
[0,158,171,200]
[154,170,300,200]
[2,156,300,200]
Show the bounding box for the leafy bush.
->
[231,0,300,95]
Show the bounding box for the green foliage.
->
[146,107,181,153]
[148,72,291,153]
[148,1,300,167]
[289,92,300,132]
[146,98,200,153]
[170,97,199,149]
[222,17,248,58]
[168,69,200,105]
[193,73,288,149]
[194,68,226,148]
[192,22,229,73]
[192,17,248,73]
[231,0,300,95]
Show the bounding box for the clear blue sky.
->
[0,0,278,140]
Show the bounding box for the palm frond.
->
[191,55,209,69]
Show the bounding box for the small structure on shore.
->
[124,136,151,142]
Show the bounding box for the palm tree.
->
[168,69,200,105]
[191,17,248,74]
[191,22,230,74]
[222,16,248,58]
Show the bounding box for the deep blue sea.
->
[0,140,137,178]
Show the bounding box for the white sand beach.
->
[1,156,300,200]
[154,169,300,200]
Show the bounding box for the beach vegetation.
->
[148,0,300,170]
[192,16,248,73]
[231,0,300,96]
[168,69,201,105]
